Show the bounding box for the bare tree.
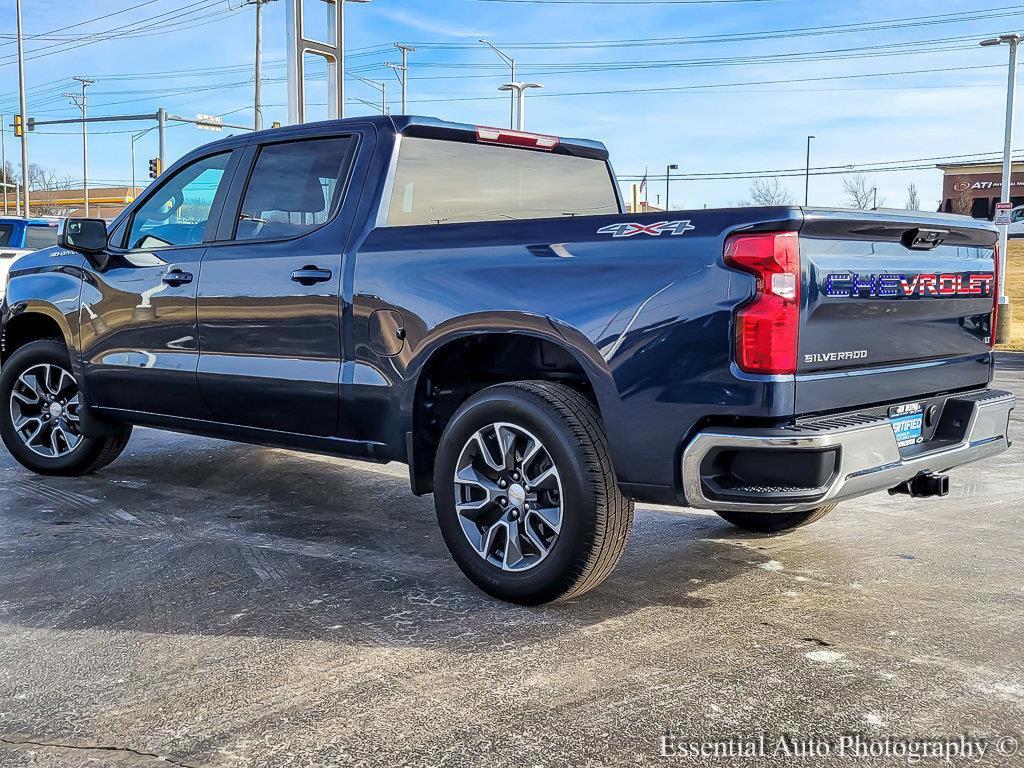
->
[21,164,75,216]
[842,174,883,209]
[951,176,974,216]
[734,177,793,207]
[906,183,921,211]
[751,177,793,206]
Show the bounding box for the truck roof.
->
[191,115,610,162]
[0,217,58,227]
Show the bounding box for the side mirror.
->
[58,218,109,269]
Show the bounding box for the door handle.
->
[291,266,333,286]
[162,269,193,287]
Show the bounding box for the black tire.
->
[715,504,837,534]
[433,381,633,605]
[0,339,132,476]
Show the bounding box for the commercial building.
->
[0,186,142,220]
[937,161,1024,219]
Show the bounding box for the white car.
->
[1008,205,1024,236]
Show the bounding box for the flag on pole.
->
[640,168,648,209]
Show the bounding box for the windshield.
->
[386,137,620,226]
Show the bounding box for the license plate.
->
[890,403,924,448]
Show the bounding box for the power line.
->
[0,1,233,67]
[619,151,1024,182]
[0,0,166,48]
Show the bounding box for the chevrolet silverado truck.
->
[0,217,59,300]
[0,116,1015,604]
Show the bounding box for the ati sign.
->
[952,179,1024,192]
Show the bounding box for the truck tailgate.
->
[796,210,997,414]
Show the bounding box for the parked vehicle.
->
[0,217,59,299]
[1008,204,1024,237]
[0,117,1015,604]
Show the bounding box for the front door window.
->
[126,152,231,250]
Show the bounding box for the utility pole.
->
[873,187,878,210]
[665,163,678,210]
[1,114,7,215]
[65,77,96,216]
[805,135,815,207]
[981,33,1021,343]
[245,0,277,131]
[481,40,516,129]
[16,0,30,217]
[498,82,542,131]
[386,43,415,114]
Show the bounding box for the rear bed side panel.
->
[795,210,997,415]
[348,207,802,497]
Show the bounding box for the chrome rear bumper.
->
[682,389,1015,514]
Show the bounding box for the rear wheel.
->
[0,340,132,476]
[715,504,837,534]
[433,381,633,605]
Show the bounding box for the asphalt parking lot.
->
[0,357,1022,767]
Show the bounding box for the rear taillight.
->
[725,231,801,375]
[992,241,1000,349]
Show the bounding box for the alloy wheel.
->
[453,422,564,572]
[9,363,84,458]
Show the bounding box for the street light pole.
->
[805,135,815,207]
[481,40,516,129]
[498,83,542,131]
[665,163,678,210]
[16,0,30,217]
[352,72,387,114]
[981,33,1021,343]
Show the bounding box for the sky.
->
[0,0,1022,211]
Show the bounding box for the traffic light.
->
[13,114,22,138]
[148,158,162,179]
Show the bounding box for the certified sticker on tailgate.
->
[890,403,925,448]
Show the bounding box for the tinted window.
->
[0,224,12,247]
[24,224,58,250]
[386,137,619,226]
[235,137,355,241]
[126,152,231,250]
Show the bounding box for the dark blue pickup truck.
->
[0,116,1015,604]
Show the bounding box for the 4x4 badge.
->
[597,220,696,238]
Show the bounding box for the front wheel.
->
[433,381,633,605]
[0,340,132,476]
[715,504,837,534]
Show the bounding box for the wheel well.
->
[1,313,67,365]
[410,333,599,495]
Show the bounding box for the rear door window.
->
[234,137,356,241]
[0,224,12,247]
[385,137,620,226]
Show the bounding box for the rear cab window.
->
[385,137,620,226]
[0,224,13,247]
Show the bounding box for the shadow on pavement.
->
[0,434,823,651]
